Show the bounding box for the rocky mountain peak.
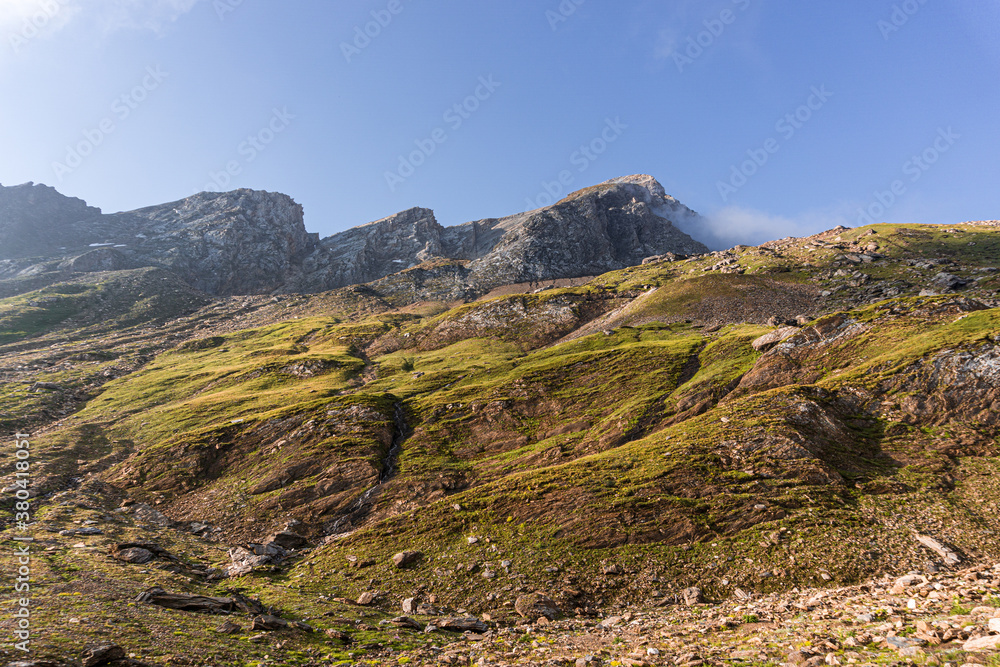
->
[1,176,708,300]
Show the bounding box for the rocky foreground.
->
[5,507,999,667]
[421,563,1000,667]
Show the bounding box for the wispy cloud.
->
[674,205,853,250]
[1,0,203,41]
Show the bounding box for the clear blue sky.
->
[1,1,997,248]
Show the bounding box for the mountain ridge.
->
[0,175,709,299]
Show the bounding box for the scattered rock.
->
[436,617,489,633]
[110,547,154,564]
[80,644,125,667]
[265,530,309,550]
[250,614,287,632]
[215,620,242,634]
[357,591,377,606]
[325,628,352,643]
[681,587,704,605]
[963,634,1000,650]
[392,550,423,568]
[388,616,423,630]
[135,587,264,615]
[515,592,561,620]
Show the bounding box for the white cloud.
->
[1,0,203,42]
[0,0,79,35]
[674,205,853,250]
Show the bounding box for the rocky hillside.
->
[0,175,708,300]
[2,219,1000,666]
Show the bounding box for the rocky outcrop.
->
[461,174,707,291]
[1,175,707,299]
[286,207,442,292]
[0,186,315,295]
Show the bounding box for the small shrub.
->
[950,600,973,616]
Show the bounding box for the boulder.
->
[751,326,800,352]
[392,551,423,568]
[964,634,1000,650]
[135,587,264,615]
[81,644,125,667]
[250,614,288,632]
[436,617,489,633]
[111,547,154,564]
[681,587,704,605]
[265,530,309,550]
[514,592,561,620]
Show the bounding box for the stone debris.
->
[360,561,1000,665]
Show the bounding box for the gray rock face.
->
[0,182,103,258]
[459,174,707,291]
[107,189,316,295]
[286,207,441,292]
[0,185,314,296]
[1,175,708,300]
[294,174,708,296]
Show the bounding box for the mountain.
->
[3,180,1000,665]
[0,175,708,300]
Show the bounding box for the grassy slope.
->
[3,222,1000,664]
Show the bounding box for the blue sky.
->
[1,1,997,249]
